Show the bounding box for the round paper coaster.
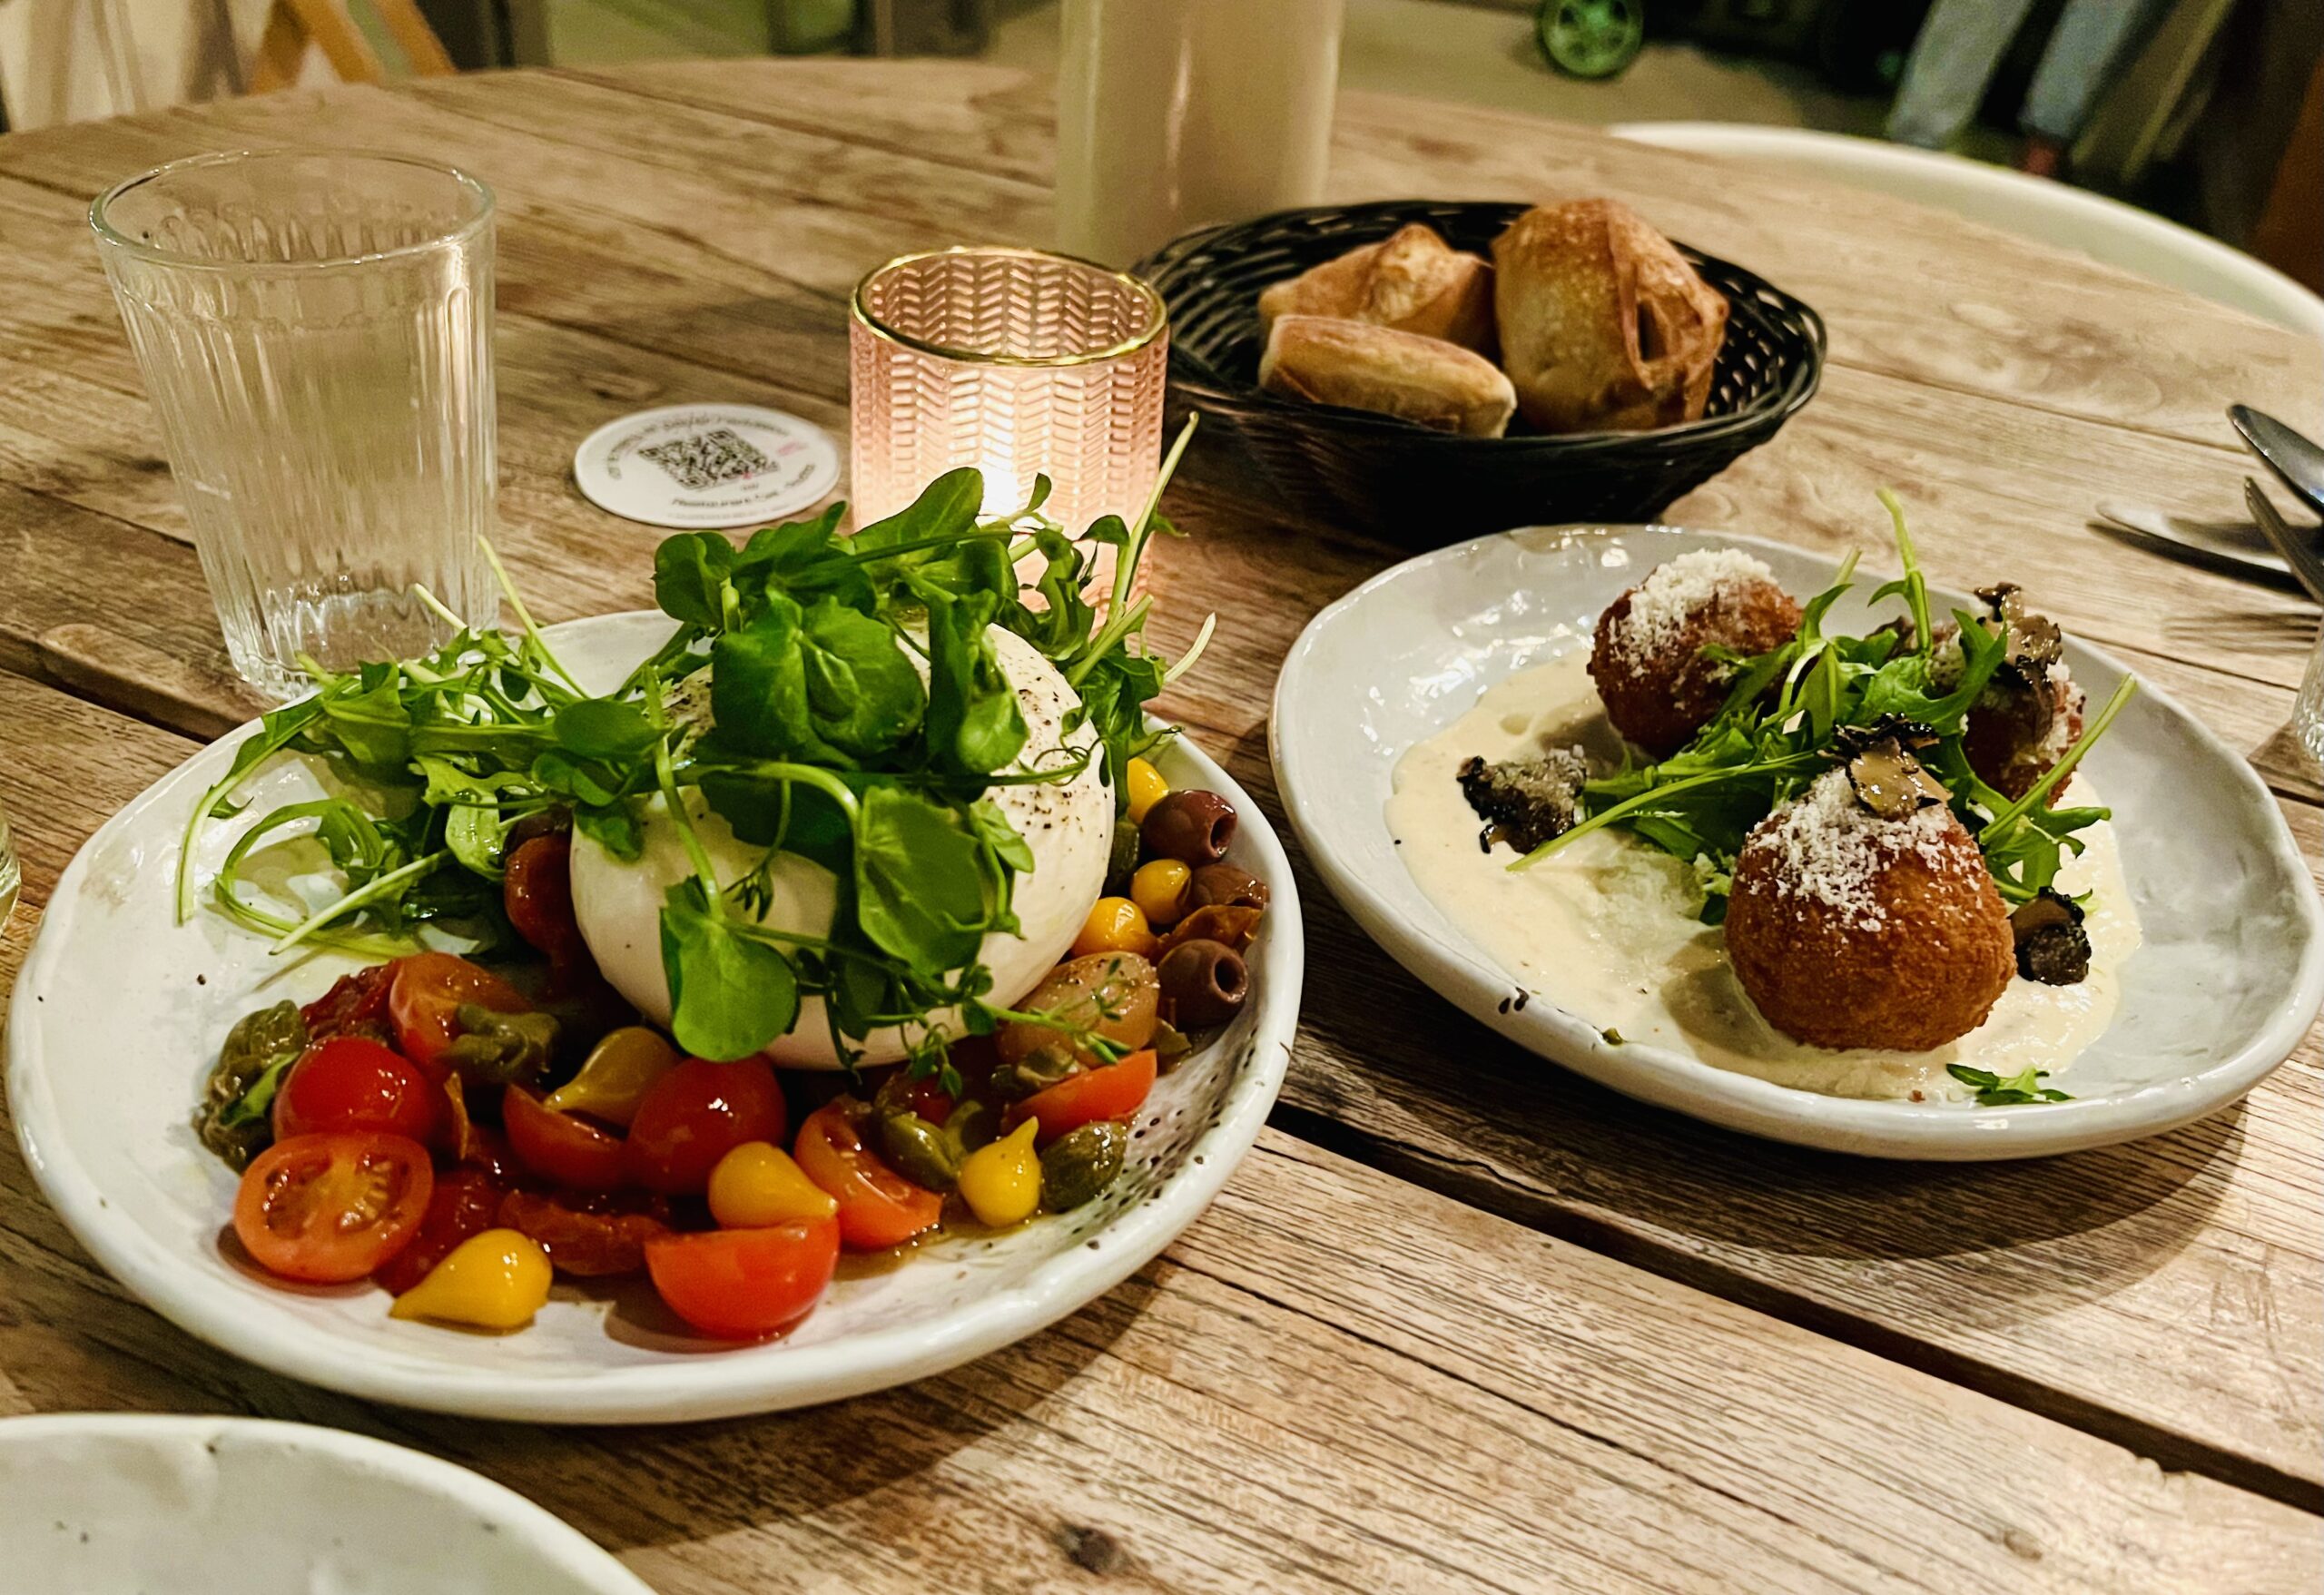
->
[573,404,841,529]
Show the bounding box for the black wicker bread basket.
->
[1136,200,1825,542]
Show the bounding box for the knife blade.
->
[2230,405,2324,518]
[2092,500,2299,592]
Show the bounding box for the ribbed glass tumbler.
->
[848,247,1168,534]
[92,151,499,700]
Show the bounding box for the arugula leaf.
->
[1947,1063,2072,1105]
[318,674,414,769]
[658,879,802,1060]
[851,467,983,560]
[556,698,662,761]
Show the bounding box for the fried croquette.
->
[1589,550,1801,757]
[1725,766,2014,1051]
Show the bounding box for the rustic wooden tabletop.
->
[0,59,2318,1594]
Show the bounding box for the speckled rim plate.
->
[7,614,1302,1420]
[1271,525,2324,1160]
[0,1413,655,1593]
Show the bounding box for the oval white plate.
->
[0,1412,652,1593]
[1272,526,2323,1159]
[8,613,1301,1420]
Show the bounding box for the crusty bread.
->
[1258,314,1516,438]
[1492,199,1728,433]
[1257,223,1496,354]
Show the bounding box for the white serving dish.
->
[0,1412,653,1593]
[1271,525,2322,1159]
[7,613,1301,1419]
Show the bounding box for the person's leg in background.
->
[2018,0,2179,175]
[1886,0,2043,150]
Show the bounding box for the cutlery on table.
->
[2092,499,2298,593]
[2230,405,2324,518]
[2244,478,2324,606]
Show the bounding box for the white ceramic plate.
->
[1272,526,2323,1159]
[0,1412,652,1593]
[8,613,1301,1420]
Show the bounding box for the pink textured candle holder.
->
[848,246,1168,535]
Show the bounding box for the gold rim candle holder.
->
[847,246,1169,542]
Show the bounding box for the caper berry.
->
[1103,817,1143,897]
[1187,861,1268,912]
[876,1110,961,1192]
[1157,939,1249,1029]
[1039,1120,1129,1211]
[1139,789,1236,865]
[988,1041,1084,1103]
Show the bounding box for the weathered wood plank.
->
[3,670,2309,1593]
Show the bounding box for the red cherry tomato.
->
[504,833,587,981]
[272,1036,443,1146]
[793,1099,942,1251]
[388,952,528,1077]
[231,1132,433,1285]
[502,1087,630,1191]
[625,1058,787,1196]
[300,963,398,1043]
[645,1216,839,1340]
[372,1167,506,1295]
[1006,1049,1157,1146]
[497,1187,674,1277]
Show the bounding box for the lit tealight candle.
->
[847,246,1169,540]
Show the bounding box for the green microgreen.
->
[1947,1063,2073,1105]
[181,418,1207,1078]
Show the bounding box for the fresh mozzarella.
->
[568,626,1112,1068]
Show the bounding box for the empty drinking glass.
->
[91,151,499,700]
[2296,618,2324,765]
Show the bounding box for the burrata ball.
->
[569,626,1112,1068]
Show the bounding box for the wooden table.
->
[0,60,2319,1593]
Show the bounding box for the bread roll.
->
[1257,224,1496,353]
[1492,199,1728,433]
[1258,314,1516,438]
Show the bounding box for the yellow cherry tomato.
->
[1124,756,1169,824]
[389,1229,552,1332]
[708,1141,839,1228]
[958,1117,1042,1228]
[1071,896,1155,959]
[545,1026,680,1127]
[1129,858,1193,927]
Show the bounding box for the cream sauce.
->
[1385,653,2142,1100]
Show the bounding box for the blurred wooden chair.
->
[251,0,453,87]
[0,0,451,130]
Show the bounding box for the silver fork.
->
[2244,478,2324,606]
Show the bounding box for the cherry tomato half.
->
[388,952,529,1077]
[272,1036,443,1146]
[1007,1049,1157,1147]
[300,962,398,1043]
[793,1099,942,1251]
[645,1216,839,1340]
[504,833,587,982]
[373,1166,507,1296]
[231,1132,433,1285]
[497,1186,674,1278]
[502,1086,630,1191]
[625,1058,787,1196]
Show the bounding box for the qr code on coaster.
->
[638,427,773,490]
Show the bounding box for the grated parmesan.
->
[1607,549,1777,676]
[1748,769,1955,932]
